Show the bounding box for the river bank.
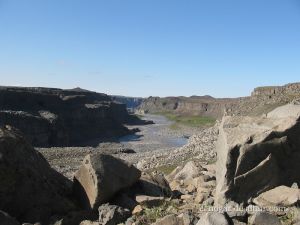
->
[38,114,217,179]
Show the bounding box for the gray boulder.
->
[253,185,300,208]
[131,172,172,197]
[215,104,300,205]
[98,204,131,225]
[196,212,229,225]
[73,154,141,210]
[0,126,75,223]
[152,214,184,225]
[249,212,282,225]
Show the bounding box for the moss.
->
[139,200,180,224]
[155,112,216,128]
[156,164,178,175]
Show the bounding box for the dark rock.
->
[0,211,20,225]
[196,212,230,225]
[0,126,75,223]
[249,212,281,225]
[50,210,98,225]
[131,172,172,197]
[98,204,131,225]
[0,86,134,147]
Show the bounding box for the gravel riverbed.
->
[38,114,218,179]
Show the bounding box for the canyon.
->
[1,82,300,225]
[0,86,143,147]
[137,82,300,118]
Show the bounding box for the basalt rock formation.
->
[137,82,300,119]
[111,95,143,111]
[215,103,300,205]
[0,126,75,223]
[0,86,136,147]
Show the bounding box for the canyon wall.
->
[0,86,134,147]
[137,82,300,119]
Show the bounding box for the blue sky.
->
[0,0,300,97]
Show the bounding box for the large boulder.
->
[253,185,300,208]
[0,126,75,223]
[0,210,20,225]
[73,154,141,210]
[215,103,300,205]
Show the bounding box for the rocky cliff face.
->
[0,86,133,147]
[111,95,143,111]
[137,95,239,118]
[215,103,300,205]
[137,82,300,118]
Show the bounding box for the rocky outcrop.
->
[0,126,75,223]
[0,86,136,147]
[137,82,300,119]
[215,103,300,205]
[137,96,237,119]
[73,154,141,210]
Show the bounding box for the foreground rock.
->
[152,214,184,225]
[0,211,20,225]
[249,212,282,225]
[0,126,75,223]
[215,103,300,205]
[253,185,300,208]
[98,204,131,225]
[196,212,229,225]
[73,154,141,210]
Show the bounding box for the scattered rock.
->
[135,195,164,207]
[249,212,282,225]
[98,204,131,225]
[132,205,143,215]
[196,212,229,225]
[152,214,184,225]
[224,201,247,222]
[79,220,99,225]
[174,161,201,181]
[73,154,141,210]
[132,172,172,197]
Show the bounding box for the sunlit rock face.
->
[215,103,300,205]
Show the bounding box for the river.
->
[119,114,188,152]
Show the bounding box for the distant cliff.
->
[0,86,136,147]
[111,95,143,111]
[137,82,300,118]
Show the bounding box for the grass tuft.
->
[156,112,216,128]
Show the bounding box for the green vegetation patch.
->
[157,112,216,128]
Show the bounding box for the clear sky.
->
[0,0,300,97]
